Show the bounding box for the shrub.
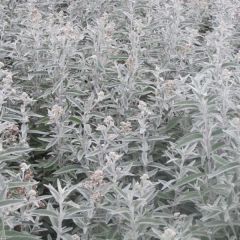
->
[0,0,240,239]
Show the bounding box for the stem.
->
[56,199,63,240]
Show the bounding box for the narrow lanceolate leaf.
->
[0,230,41,240]
[212,154,228,165]
[208,161,240,179]
[177,132,202,148]
[174,101,199,111]
[113,186,128,200]
[136,217,164,226]
[148,135,169,141]
[69,116,82,124]
[148,162,172,172]
[32,209,58,218]
[44,184,60,201]
[173,173,204,189]
[177,191,201,202]
[53,165,79,175]
[211,141,225,152]
[8,181,38,189]
[0,199,26,209]
[0,147,33,157]
[165,116,182,131]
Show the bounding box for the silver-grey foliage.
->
[0,0,240,239]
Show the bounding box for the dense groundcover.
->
[0,0,240,239]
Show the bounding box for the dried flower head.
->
[4,123,19,144]
[91,191,103,203]
[90,169,104,185]
[58,22,83,41]
[82,169,105,191]
[31,8,42,23]
[120,121,132,134]
[164,80,176,97]
[2,70,13,88]
[105,22,115,39]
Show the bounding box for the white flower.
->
[116,167,123,173]
[140,173,149,181]
[222,69,231,80]
[173,212,181,218]
[91,192,103,202]
[134,19,144,32]
[104,116,114,126]
[2,70,13,87]
[58,22,82,41]
[105,22,115,38]
[231,117,240,127]
[164,80,175,97]
[96,124,107,131]
[109,152,122,161]
[138,100,147,111]
[96,91,105,102]
[90,170,104,184]
[140,173,152,187]
[120,121,132,134]
[20,163,30,172]
[108,133,118,140]
[162,228,176,240]
[72,234,81,240]
[138,100,152,115]
[20,92,32,105]
[31,8,42,23]
[28,189,37,197]
[48,105,64,124]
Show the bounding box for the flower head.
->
[104,116,114,126]
[20,92,32,105]
[120,121,132,134]
[48,105,64,124]
[90,169,104,186]
[71,234,81,240]
[138,100,152,115]
[162,228,176,240]
[96,124,107,131]
[31,8,42,23]
[20,162,30,172]
[28,189,37,197]
[96,91,105,102]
